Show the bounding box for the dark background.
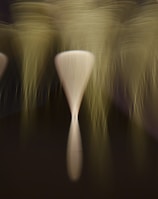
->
[1,1,158,198]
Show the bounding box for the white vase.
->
[55,50,94,181]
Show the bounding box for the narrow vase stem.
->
[67,119,82,181]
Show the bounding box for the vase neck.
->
[71,111,79,122]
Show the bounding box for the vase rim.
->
[56,50,94,56]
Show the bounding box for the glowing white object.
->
[55,50,94,181]
[0,53,7,79]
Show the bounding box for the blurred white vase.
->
[55,50,94,181]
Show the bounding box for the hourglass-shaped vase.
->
[55,50,94,181]
[0,53,7,79]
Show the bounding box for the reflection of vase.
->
[114,75,158,140]
[11,2,54,110]
[0,53,7,79]
[55,50,94,181]
[114,3,158,140]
